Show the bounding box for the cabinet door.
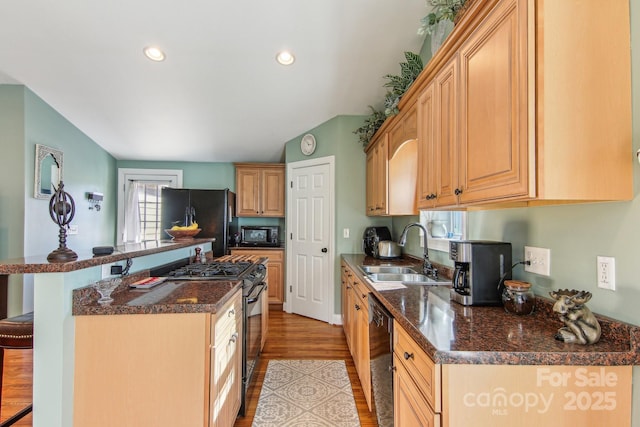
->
[458,0,529,204]
[394,353,440,427]
[261,167,285,217]
[262,267,269,350]
[236,168,261,216]
[341,264,352,350]
[210,292,242,427]
[434,55,460,207]
[356,301,372,410]
[229,249,284,304]
[374,136,388,214]
[266,258,283,304]
[365,149,376,215]
[417,81,436,209]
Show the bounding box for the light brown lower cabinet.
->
[394,353,440,427]
[74,290,242,427]
[230,248,284,304]
[394,320,634,427]
[341,262,372,410]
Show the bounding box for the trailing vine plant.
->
[353,51,424,147]
[353,106,386,148]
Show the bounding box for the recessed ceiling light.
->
[276,50,295,66]
[143,46,166,62]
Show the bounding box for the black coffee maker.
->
[449,240,512,306]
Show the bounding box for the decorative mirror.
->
[34,144,63,199]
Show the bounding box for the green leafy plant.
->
[353,106,386,147]
[353,52,424,146]
[418,0,467,36]
[383,51,424,116]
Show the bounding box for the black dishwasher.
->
[369,294,394,427]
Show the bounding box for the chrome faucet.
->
[398,222,438,278]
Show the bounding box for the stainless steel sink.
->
[358,265,418,275]
[367,273,451,286]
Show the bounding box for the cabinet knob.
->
[321,248,328,253]
[355,304,361,311]
[403,351,414,360]
[454,188,463,196]
[228,308,235,317]
[229,332,238,343]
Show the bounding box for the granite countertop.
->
[72,254,268,316]
[0,239,214,274]
[342,254,640,366]
[73,276,242,316]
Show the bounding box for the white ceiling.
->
[0,0,428,163]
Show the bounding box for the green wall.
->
[284,116,392,314]
[0,85,117,315]
[116,160,236,190]
[0,86,27,315]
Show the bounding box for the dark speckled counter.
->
[342,254,640,366]
[72,279,242,316]
[0,238,215,274]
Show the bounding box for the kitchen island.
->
[0,239,214,427]
[341,254,640,426]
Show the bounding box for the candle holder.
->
[47,181,78,262]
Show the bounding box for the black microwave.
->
[239,226,280,247]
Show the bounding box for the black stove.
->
[166,261,254,280]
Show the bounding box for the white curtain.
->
[123,181,141,243]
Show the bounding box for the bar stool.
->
[0,312,33,426]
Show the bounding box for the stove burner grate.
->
[168,261,254,280]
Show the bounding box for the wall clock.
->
[300,134,316,156]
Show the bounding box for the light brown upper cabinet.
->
[406,0,631,210]
[366,135,388,215]
[366,105,418,216]
[235,163,285,217]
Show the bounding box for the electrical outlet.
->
[101,264,111,279]
[524,246,551,276]
[597,256,616,290]
[343,228,350,238]
[68,225,78,235]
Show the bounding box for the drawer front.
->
[352,277,369,306]
[394,321,441,412]
[214,291,242,342]
[394,353,441,427]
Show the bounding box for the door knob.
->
[321,248,328,253]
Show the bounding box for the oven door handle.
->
[246,282,266,305]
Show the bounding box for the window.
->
[117,169,183,244]
[419,210,467,253]
[136,182,166,242]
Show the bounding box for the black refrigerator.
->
[161,188,237,256]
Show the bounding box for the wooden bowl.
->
[164,228,202,240]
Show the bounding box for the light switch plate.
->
[524,246,551,276]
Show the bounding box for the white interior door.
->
[286,156,334,323]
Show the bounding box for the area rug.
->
[252,359,361,427]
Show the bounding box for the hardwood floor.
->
[234,307,378,427]
[0,308,375,427]
[0,348,33,426]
